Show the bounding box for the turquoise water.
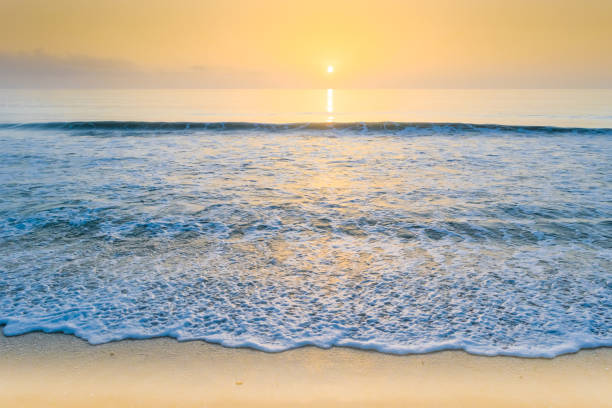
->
[0,89,611,356]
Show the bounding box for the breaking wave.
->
[2,121,612,135]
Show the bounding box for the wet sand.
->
[1,330,610,408]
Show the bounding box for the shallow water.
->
[1,117,610,356]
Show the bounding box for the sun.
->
[327,65,334,73]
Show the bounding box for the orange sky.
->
[1,0,611,88]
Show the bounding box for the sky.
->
[1,0,611,88]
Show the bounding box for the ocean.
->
[0,89,611,357]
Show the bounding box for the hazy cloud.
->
[0,51,139,87]
[1,51,610,89]
[0,52,278,88]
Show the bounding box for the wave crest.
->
[2,121,611,135]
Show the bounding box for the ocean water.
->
[0,89,611,357]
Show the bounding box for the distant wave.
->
[2,121,612,134]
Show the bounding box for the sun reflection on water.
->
[327,88,334,122]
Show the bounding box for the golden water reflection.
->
[327,88,333,122]
[7,89,611,127]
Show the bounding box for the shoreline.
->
[2,323,611,359]
[1,330,611,407]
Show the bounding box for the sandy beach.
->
[1,330,610,408]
